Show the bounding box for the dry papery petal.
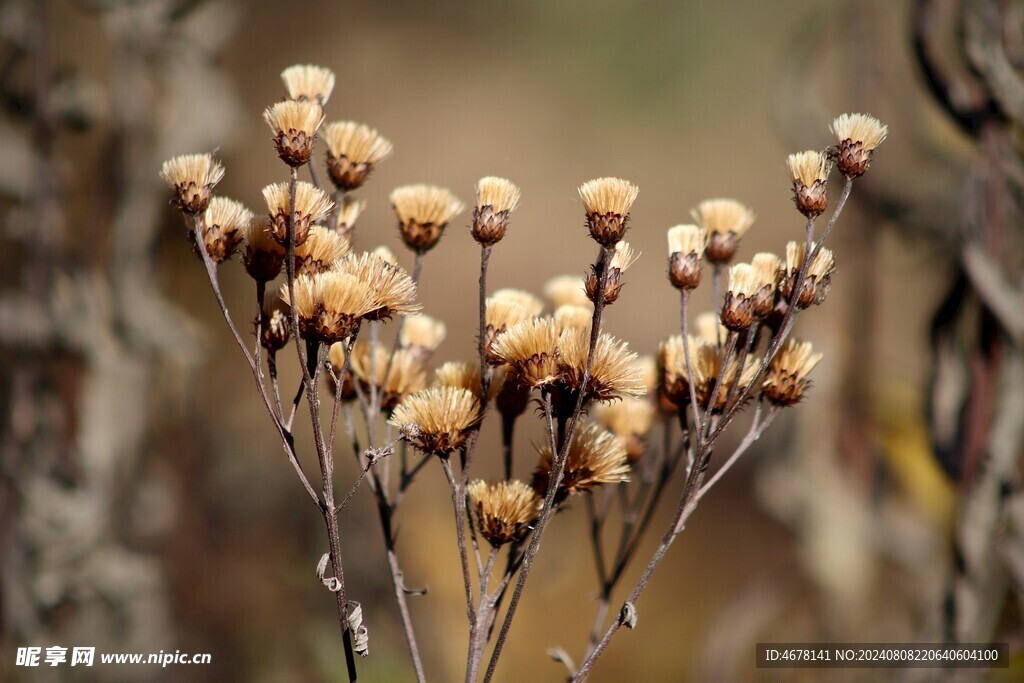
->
[667,224,707,256]
[553,305,593,334]
[558,328,646,402]
[472,176,521,245]
[295,226,350,275]
[579,177,639,217]
[324,121,395,165]
[691,198,756,237]
[351,342,427,410]
[160,153,224,213]
[489,288,544,318]
[787,150,830,187]
[762,338,822,406]
[333,251,421,320]
[533,422,630,499]
[391,184,465,253]
[389,386,480,456]
[830,113,888,150]
[262,181,334,246]
[199,196,252,263]
[490,317,561,388]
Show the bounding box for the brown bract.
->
[691,198,755,265]
[323,121,393,191]
[762,338,822,406]
[390,184,465,253]
[262,181,334,247]
[578,177,639,246]
[468,480,541,546]
[263,100,324,167]
[160,153,224,214]
[472,177,521,246]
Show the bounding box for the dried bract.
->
[389,387,481,456]
[578,177,639,246]
[691,198,755,265]
[281,64,336,104]
[472,177,521,246]
[323,122,394,191]
[390,184,465,253]
[160,153,224,214]
[762,339,822,406]
[263,181,334,247]
[468,480,541,546]
[830,113,887,178]
[667,224,707,290]
[787,151,830,217]
[263,100,325,167]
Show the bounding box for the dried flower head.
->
[468,480,541,546]
[787,151,831,217]
[694,312,727,346]
[595,397,657,463]
[282,271,377,343]
[373,245,398,265]
[472,176,521,246]
[544,275,593,310]
[241,219,286,282]
[435,361,504,402]
[750,252,783,318]
[281,64,336,104]
[762,338,822,406]
[533,423,630,500]
[553,304,593,335]
[333,196,366,241]
[587,241,639,305]
[197,196,252,264]
[327,341,358,402]
[323,121,394,191]
[263,181,334,247]
[721,263,764,331]
[491,317,561,388]
[295,226,351,275]
[390,184,465,253]
[260,285,291,353]
[400,313,447,361]
[691,198,755,265]
[263,100,325,167]
[578,177,639,246]
[780,242,836,308]
[830,113,888,178]
[558,328,645,403]
[160,153,224,214]
[389,386,481,456]
[490,288,544,317]
[659,336,758,411]
[667,224,707,290]
[351,343,427,411]
[484,292,540,365]
[333,251,421,320]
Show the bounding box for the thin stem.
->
[442,457,476,630]
[680,291,703,438]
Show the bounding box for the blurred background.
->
[1,0,1023,681]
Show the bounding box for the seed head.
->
[830,113,888,178]
[658,336,758,412]
[197,196,252,264]
[484,292,540,365]
[720,263,763,331]
[533,423,630,500]
[762,338,822,406]
[468,480,542,546]
[750,252,783,318]
[333,196,366,241]
[241,219,286,282]
[333,251,421,321]
[595,397,656,463]
[351,342,427,411]
[282,271,377,343]
[160,153,224,214]
[587,241,639,305]
[780,242,836,308]
[787,151,831,217]
[667,224,707,290]
[263,181,334,247]
[263,100,325,167]
[373,245,398,265]
[435,361,504,402]
[544,275,593,310]
[491,317,561,388]
[323,121,394,191]
[552,304,593,335]
[390,184,465,253]
[260,284,292,354]
[578,177,639,246]
[557,329,645,403]
[471,176,521,246]
[399,313,447,361]
[691,199,755,265]
[389,386,481,456]
[295,226,351,275]
[281,64,336,104]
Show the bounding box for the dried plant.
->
[161,60,884,681]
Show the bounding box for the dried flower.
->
[762,339,822,406]
[780,242,835,308]
[390,184,465,253]
[282,271,377,343]
[830,113,888,178]
[484,290,543,364]
[400,313,447,361]
[260,284,292,354]
[544,275,593,310]
[197,196,252,264]
[333,196,366,241]
[372,245,398,265]
[750,252,783,318]
[281,64,336,104]
[533,423,630,500]
[557,328,645,403]
[691,198,755,265]
[578,177,639,246]
[160,153,224,214]
[595,397,656,463]
[787,151,830,218]
[490,288,544,317]
[263,100,325,167]
[472,177,521,246]
[389,387,481,456]
[241,219,286,282]
[552,305,593,335]
[323,122,394,191]
[468,480,541,546]
[333,251,421,321]
[263,181,334,247]
[491,317,561,388]
[659,336,758,412]
[351,343,427,411]
[720,263,762,331]
[587,241,638,305]
[667,224,707,290]
[295,226,350,275]
[435,361,504,402]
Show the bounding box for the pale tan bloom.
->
[578,177,639,246]
[282,271,377,343]
[750,252,783,318]
[557,328,645,402]
[484,293,540,365]
[468,479,541,546]
[543,275,593,310]
[595,396,657,462]
[667,224,707,290]
[491,317,561,388]
[260,284,291,353]
[333,196,366,241]
[588,240,639,305]
[763,338,822,406]
[472,176,521,246]
[333,251,421,320]
[241,219,286,282]
[830,113,888,178]
[400,313,447,359]
[263,100,325,166]
[198,196,252,263]
[281,64,336,103]
[323,121,394,191]
[787,151,831,217]
[659,336,758,411]
[390,184,465,253]
[372,245,398,265]
[691,198,755,265]
[780,241,836,308]
[552,305,593,334]
[667,224,707,256]
[721,263,761,331]
[533,423,630,499]
[295,226,351,275]
[262,181,334,246]
[633,355,658,394]
[489,288,544,318]
[351,342,427,411]
[389,386,481,456]
[160,153,224,214]
[435,361,505,402]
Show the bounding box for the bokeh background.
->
[2,0,1023,681]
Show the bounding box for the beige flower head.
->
[780,241,836,308]
[831,113,888,178]
[263,100,325,167]
[667,224,708,290]
[295,226,351,275]
[198,196,252,264]
[720,263,763,331]
[263,181,334,247]
[389,386,481,456]
[468,479,541,546]
[557,328,646,403]
[351,342,427,411]
[435,361,505,402]
[281,64,336,104]
[544,275,593,310]
[484,291,542,365]
[260,284,291,354]
[691,198,755,265]
[241,218,286,282]
[282,271,377,343]
[472,176,521,246]
[762,338,823,406]
[587,240,639,305]
[390,184,465,254]
[324,121,394,191]
[552,304,593,335]
[160,153,224,214]
[578,177,639,246]
[787,150,831,217]
[595,396,657,463]
[533,423,630,500]
[399,313,447,360]
[333,251,421,321]
[332,196,366,242]
[491,317,561,388]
